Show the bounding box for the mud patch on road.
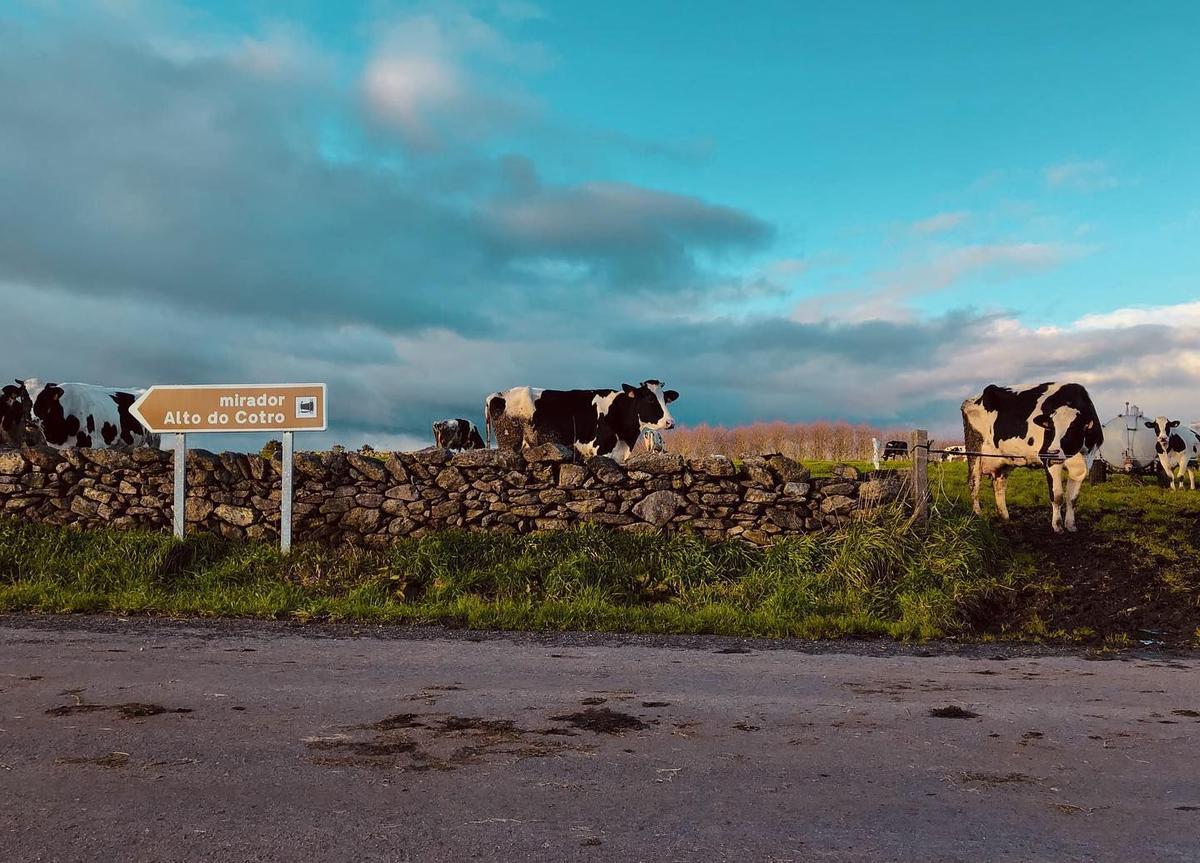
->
[929,705,979,719]
[958,771,1040,787]
[46,701,192,719]
[54,752,130,768]
[307,712,573,771]
[550,707,649,735]
[1171,709,1200,718]
[405,684,465,704]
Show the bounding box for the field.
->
[1,463,1197,645]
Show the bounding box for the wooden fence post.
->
[912,428,929,525]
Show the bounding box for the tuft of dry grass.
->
[663,421,910,461]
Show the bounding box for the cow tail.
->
[1083,397,1104,451]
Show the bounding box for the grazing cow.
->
[882,440,909,461]
[942,444,967,463]
[485,380,678,463]
[432,418,486,450]
[961,382,1103,533]
[8,379,158,449]
[1144,416,1199,490]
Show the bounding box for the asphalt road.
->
[1,617,1198,862]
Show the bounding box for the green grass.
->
[2,462,1196,644]
[0,505,1020,641]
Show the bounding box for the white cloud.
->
[915,242,1080,290]
[362,53,464,144]
[1045,159,1118,191]
[792,242,1085,324]
[909,211,969,235]
[359,6,548,149]
[1074,300,1200,331]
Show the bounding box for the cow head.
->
[432,419,454,448]
[1,380,41,446]
[621,380,679,432]
[1145,416,1181,450]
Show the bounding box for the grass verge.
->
[2,463,1196,645]
[0,505,1018,641]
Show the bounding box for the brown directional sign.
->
[129,384,327,434]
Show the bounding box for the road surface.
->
[1,617,1197,862]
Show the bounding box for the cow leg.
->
[967,456,982,515]
[1063,454,1089,533]
[1063,475,1083,532]
[1159,453,1178,490]
[992,470,1010,521]
[1046,463,1065,533]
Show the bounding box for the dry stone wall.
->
[0,444,907,546]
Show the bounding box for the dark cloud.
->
[0,15,768,339]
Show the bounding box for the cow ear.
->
[621,383,637,397]
[1145,421,1156,429]
[1169,420,1180,429]
[664,389,679,403]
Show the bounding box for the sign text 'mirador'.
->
[218,393,288,408]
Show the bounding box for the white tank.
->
[1098,403,1159,473]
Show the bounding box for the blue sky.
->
[1,1,1197,447]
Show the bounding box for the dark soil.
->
[438,716,516,734]
[965,511,1200,646]
[54,752,130,768]
[46,702,192,719]
[362,713,426,731]
[959,772,1039,786]
[929,706,979,719]
[550,707,649,734]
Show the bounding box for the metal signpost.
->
[130,384,327,553]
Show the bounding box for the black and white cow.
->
[941,444,967,463]
[1144,415,1199,491]
[7,379,158,449]
[961,382,1103,533]
[432,418,486,450]
[1,382,43,447]
[485,380,678,463]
